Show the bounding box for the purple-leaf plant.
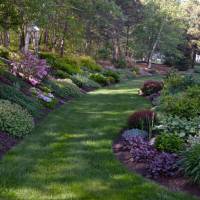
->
[148,152,179,178]
[125,136,180,177]
[11,52,49,86]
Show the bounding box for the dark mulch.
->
[0,132,20,158]
[113,136,200,198]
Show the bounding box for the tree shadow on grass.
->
[0,80,195,200]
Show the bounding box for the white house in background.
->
[196,54,200,63]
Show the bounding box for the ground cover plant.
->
[0,100,35,137]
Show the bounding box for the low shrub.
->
[11,52,49,86]
[89,74,109,86]
[122,129,148,140]
[40,52,81,74]
[141,80,163,96]
[53,70,70,79]
[0,100,35,137]
[148,152,179,177]
[0,84,42,116]
[180,144,200,184]
[129,136,157,162]
[155,133,184,153]
[71,74,100,89]
[126,136,180,177]
[128,110,157,134]
[79,56,102,72]
[44,78,82,98]
[161,94,200,118]
[154,115,200,138]
[103,70,120,83]
[0,46,9,59]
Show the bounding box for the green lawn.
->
[0,77,197,200]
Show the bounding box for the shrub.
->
[71,74,100,89]
[122,129,148,140]
[53,70,70,79]
[126,136,180,177]
[0,100,34,137]
[129,136,157,162]
[40,52,81,74]
[103,70,120,83]
[148,152,179,177]
[128,110,157,134]
[0,84,42,116]
[141,80,163,96]
[79,56,102,72]
[155,115,200,138]
[89,74,109,86]
[161,94,200,118]
[44,78,82,98]
[155,133,184,153]
[0,46,9,59]
[11,52,49,86]
[180,144,200,184]
[113,57,127,68]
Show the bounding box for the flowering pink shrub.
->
[11,52,49,86]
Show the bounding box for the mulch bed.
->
[113,136,200,198]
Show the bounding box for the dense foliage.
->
[155,133,184,153]
[141,80,163,96]
[0,100,34,137]
[128,110,157,134]
[181,144,200,184]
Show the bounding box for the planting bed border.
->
[113,136,200,198]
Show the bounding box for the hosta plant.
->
[0,100,35,137]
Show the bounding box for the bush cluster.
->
[45,78,82,98]
[0,83,42,116]
[128,110,157,133]
[89,74,109,86]
[155,133,184,153]
[71,74,100,89]
[141,80,163,96]
[0,100,35,137]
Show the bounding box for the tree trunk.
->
[148,21,165,69]
[125,25,130,57]
[24,27,32,54]
[191,46,197,69]
[19,26,25,51]
[3,30,10,48]
[60,23,68,57]
[112,31,121,61]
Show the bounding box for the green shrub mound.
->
[40,52,81,74]
[89,74,109,86]
[0,84,42,116]
[0,100,35,137]
[181,144,200,184]
[103,70,120,83]
[0,46,9,59]
[155,133,184,153]
[53,70,70,79]
[71,74,100,89]
[79,56,102,72]
[45,78,82,98]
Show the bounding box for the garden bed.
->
[113,136,200,198]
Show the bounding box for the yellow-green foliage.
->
[79,56,102,72]
[0,100,35,137]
